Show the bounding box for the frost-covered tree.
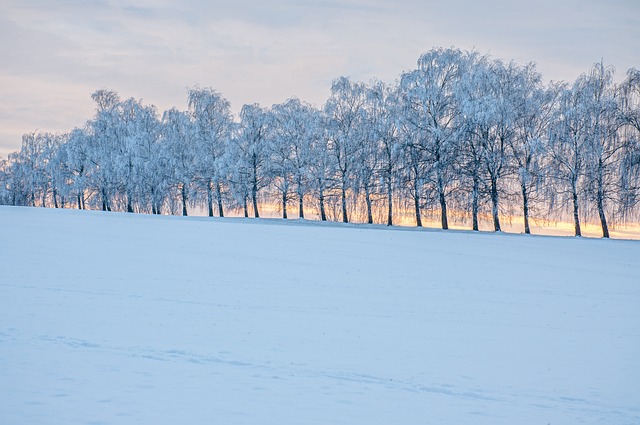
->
[58,129,90,210]
[366,81,402,226]
[580,62,624,238]
[85,90,161,213]
[2,49,638,236]
[43,132,69,208]
[161,108,195,216]
[188,87,233,217]
[231,104,271,218]
[355,84,384,224]
[13,132,55,207]
[399,48,471,229]
[269,98,318,219]
[87,89,121,211]
[460,58,520,232]
[398,116,428,227]
[508,65,558,234]
[325,77,368,223]
[548,82,590,236]
[0,158,13,205]
[122,98,160,212]
[307,114,336,221]
[619,68,640,216]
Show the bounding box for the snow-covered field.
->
[1,206,639,425]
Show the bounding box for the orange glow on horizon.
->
[188,199,640,241]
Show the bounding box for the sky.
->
[1,0,638,158]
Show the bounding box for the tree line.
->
[2,47,639,237]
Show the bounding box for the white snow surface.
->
[1,206,639,425]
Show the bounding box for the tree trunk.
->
[341,185,348,223]
[252,187,259,218]
[53,189,59,209]
[216,181,224,217]
[127,193,134,213]
[437,169,448,229]
[181,183,188,216]
[243,195,248,218]
[439,190,448,230]
[472,176,479,231]
[207,181,214,217]
[490,178,501,232]
[77,193,82,210]
[386,178,393,226]
[298,191,304,219]
[414,185,422,227]
[597,193,610,238]
[101,188,109,212]
[365,185,373,224]
[572,187,581,237]
[521,182,531,234]
[319,186,327,221]
[414,197,422,227]
[282,191,287,219]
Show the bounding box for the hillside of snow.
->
[1,206,639,424]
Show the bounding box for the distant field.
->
[1,206,639,425]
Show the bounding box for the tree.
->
[42,132,68,208]
[188,87,233,217]
[366,81,402,226]
[460,58,520,232]
[548,82,590,236]
[13,132,52,207]
[619,68,640,217]
[119,98,160,213]
[508,66,558,234]
[399,48,469,229]
[307,113,336,221]
[324,77,367,223]
[580,62,624,238]
[87,89,121,212]
[60,129,91,210]
[0,158,13,205]
[161,108,195,216]
[398,117,428,227]
[232,104,271,218]
[269,98,318,219]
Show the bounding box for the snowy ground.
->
[1,206,639,425]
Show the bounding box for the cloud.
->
[0,0,638,156]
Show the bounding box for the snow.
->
[1,205,639,424]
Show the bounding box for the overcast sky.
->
[1,0,638,157]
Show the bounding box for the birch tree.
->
[399,47,469,229]
[233,104,271,218]
[188,87,233,217]
[161,108,195,216]
[508,66,558,234]
[548,82,590,236]
[324,77,367,223]
[367,81,402,226]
